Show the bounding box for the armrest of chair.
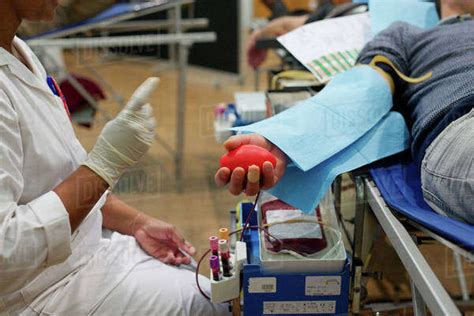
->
[255,37,284,50]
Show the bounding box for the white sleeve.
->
[0,90,72,295]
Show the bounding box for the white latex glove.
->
[82,77,159,187]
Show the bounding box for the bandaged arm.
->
[233,65,396,171]
[233,60,429,172]
[241,23,421,161]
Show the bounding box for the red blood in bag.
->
[261,200,327,256]
[219,144,277,172]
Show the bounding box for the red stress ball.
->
[220,144,277,172]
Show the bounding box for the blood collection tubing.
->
[195,190,343,300]
[196,223,326,300]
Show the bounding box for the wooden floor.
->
[67,52,473,314]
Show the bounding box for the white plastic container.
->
[258,190,347,274]
[234,92,267,123]
[214,119,233,143]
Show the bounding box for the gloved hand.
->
[82,77,159,187]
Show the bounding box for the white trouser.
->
[19,233,229,316]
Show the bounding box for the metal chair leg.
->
[411,280,427,316]
[351,175,367,314]
[454,252,470,301]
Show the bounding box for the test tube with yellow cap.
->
[218,227,229,241]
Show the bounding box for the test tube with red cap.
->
[219,239,232,277]
[209,236,219,256]
[210,255,220,281]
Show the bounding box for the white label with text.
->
[248,277,277,293]
[263,301,336,314]
[305,276,341,296]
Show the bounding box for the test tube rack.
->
[210,241,247,304]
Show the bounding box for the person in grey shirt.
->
[217,0,474,224]
[357,0,474,222]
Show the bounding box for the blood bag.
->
[261,200,327,256]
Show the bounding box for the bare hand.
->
[215,134,287,196]
[247,30,269,69]
[247,15,309,69]
[134,215,196,266]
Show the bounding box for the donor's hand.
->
[215,134,287,196]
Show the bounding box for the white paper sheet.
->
[277,13,372,83]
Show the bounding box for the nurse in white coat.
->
[0,1,228,315]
